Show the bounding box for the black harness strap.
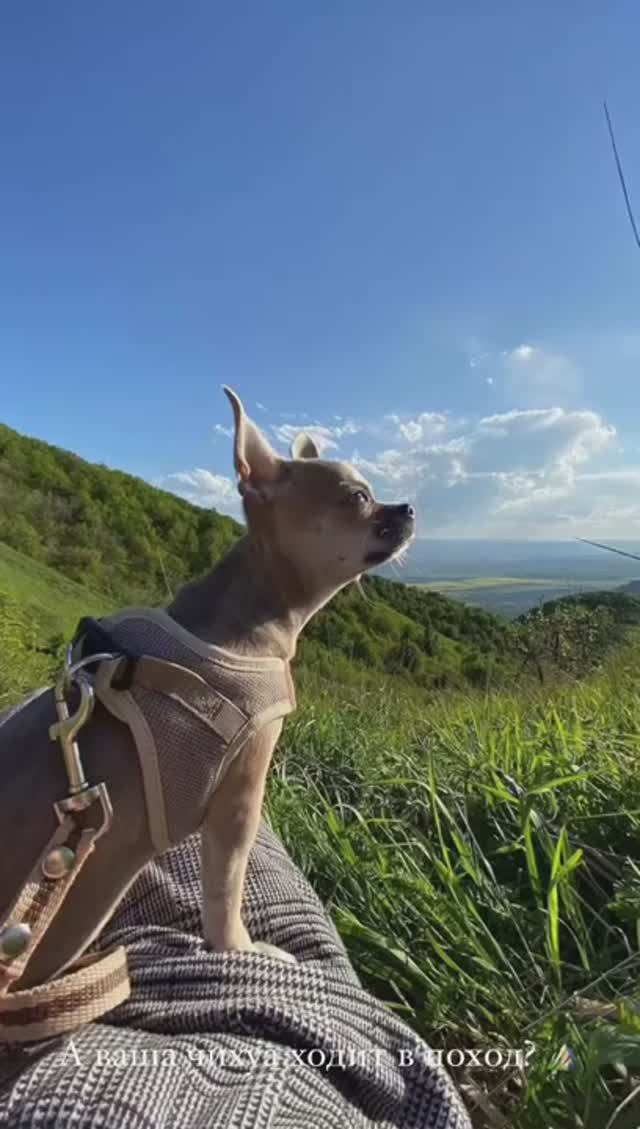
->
[72,617,139,691]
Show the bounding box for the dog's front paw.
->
[251,940,297,963]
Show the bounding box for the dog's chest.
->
[92,609,296,847]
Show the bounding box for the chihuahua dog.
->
[0,387,415,1004]
[170,387,416,960]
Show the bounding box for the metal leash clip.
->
[48,646,118,839]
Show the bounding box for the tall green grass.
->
[268,648,640,1127]
[3,580,640,1125]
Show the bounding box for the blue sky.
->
[2,2,640,538]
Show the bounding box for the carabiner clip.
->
[49,675,96,796]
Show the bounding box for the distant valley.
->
[381,538,640,618]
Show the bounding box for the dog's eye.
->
[352,489,370,506]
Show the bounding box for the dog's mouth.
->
[364,513,415,567]
[364,538,410,567]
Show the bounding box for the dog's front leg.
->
[200,718,295,962]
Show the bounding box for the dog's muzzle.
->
[365,503,415,565]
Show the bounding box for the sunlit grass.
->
[268,646,640,1127]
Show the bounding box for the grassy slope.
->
[0,418,529,692]
[0,542,111,638]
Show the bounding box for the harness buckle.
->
[49,674,95,796]
[54,782,113,840]
[49,658,115,840]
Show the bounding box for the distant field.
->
[413,575,629,617]
[416,576,563,591]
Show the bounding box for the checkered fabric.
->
[0,824,471,1128]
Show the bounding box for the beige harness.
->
[0,609,296,1043]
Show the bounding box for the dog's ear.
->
[290,432,320,460]
[223,386,282,491]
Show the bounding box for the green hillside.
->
[302,574,511,690]
[0,419,518,692]
[0,542,111,638]
[0,421,242,605]
[1,415,631,706]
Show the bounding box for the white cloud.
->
[353,448,417,482]
[352,406,618,538]
[271,419,360,454]
[158,469,240,514]
[466,340,584,405]
[387,412,448,444]
[153,400,633,536]
[485,465,640,539]
[472,408,614,475]
[398,421,423,442]
[468,350,491,368]
[152,350,632,537]
[503,344,581,404]
[511,344,535,361]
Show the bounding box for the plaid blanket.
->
[0,818,471,1128]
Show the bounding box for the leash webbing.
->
[0,812,130,1042]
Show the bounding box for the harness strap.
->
[95,657,172,855]
[93,653,250,854]
[72,616,138,689]
[0,813,130,1043]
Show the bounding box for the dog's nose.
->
[397,503,415,519]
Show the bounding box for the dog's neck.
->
[166,535,340,662]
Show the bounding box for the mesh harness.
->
[0,609,296,1043]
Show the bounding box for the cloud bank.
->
[155,341,637,539]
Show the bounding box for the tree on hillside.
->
[511,602,619,683]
